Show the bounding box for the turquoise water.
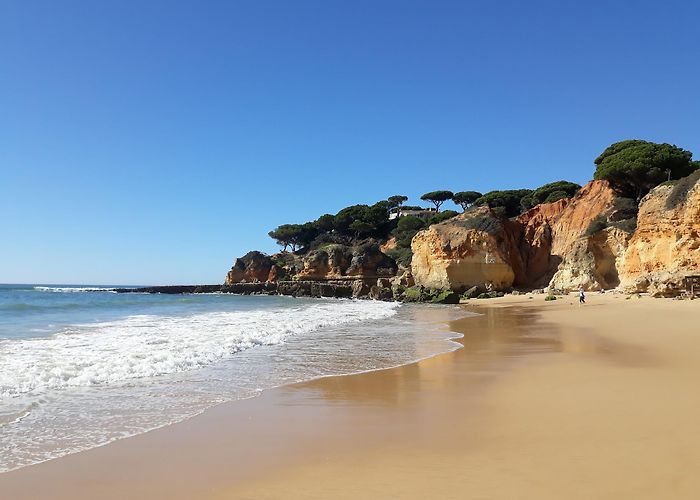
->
[0,284,464,472]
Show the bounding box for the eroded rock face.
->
[224,251,274,285]
[523,180,631,291]
[289,243,397,281]
[549,227,631,291]
[515,198,569,285]
[345,243,398,278]
[534,180,629,291]
[618,175,700,295]
[410,181,628,292]
[410,207,518,292]
[295,245,353,280]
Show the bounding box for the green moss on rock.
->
[430,290,461,304]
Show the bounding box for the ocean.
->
[0,284,464,472]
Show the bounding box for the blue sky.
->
[2,0,699,285]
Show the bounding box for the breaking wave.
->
[0,300,400,399]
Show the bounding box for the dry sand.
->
[1,293,699,499]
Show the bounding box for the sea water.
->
[0,284,464,472]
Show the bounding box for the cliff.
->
[224,251,276,285]
[295,243,397,280]
[410,207,518,292]
[618,172,700,296]
[225,243,397,285]
[410,180,629,292]
[545,180,631,290]
[225,175,700,298]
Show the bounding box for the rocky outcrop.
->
[410,207,519,292]
[276,280,354,298]
[294,243,397,280]
[410,180,630,292]
[514,198,568,285]
[224,251,275,284]
[521,180,630,291]
[222,175,700,298]
[345,243,398,277]
[548,227,631,290]
[225,243,397,285]
[618,173,700,296]
[296,245,353,280]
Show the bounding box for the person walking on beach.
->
[579,287,586,305]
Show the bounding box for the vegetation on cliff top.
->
[665,168,700,209]
[452,191,483,211]
[266,139,698,264]
[594,140,697,201]
[420,191,454,212]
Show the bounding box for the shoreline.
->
[1,294,699,498]
[0,299,456,475]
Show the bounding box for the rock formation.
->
[411,180,632,292]
[548,226,631,291]
[226,243,397,285]
[410,207,518,292]
[545,181,631,290]
[293,243,397,280]
[618,172,700,296]
[222,174,700,299]
[224,251,275,285]
[295,245,353,280]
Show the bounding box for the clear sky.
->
[2,0,699,285]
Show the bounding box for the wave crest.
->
[0,300,400,399]
[33,287,116,293]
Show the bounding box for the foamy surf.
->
[0,300,400,398]
[33,286,117,293]
[0,286,465,474]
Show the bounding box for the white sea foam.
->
[33,286,116,293]
[0,300,400,399]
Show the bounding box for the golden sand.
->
[1,294,699,499]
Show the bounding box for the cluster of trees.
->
[417,182,581,219]
[268,201,395,251]
[418,190,482,212]
[269,139,698,255]
[593,140,698,201]
[268,183,584,253]
[469,181,582,217]
[268,193,461,258]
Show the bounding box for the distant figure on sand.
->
[579,287,586,305]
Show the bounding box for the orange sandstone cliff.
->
[411,180,634,292]
[225,174,700,297]
[618,172,700,296]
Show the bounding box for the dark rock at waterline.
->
[114,280,466,305]
[276,280,354,299]
[430,290,461,304]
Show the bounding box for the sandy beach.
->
[1,293,699,499]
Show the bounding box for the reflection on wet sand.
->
[293,305,562,407]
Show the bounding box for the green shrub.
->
[544,295,557,301]
[477,291,500,299]
[385,247,413,267]
[460,215,502,235]
[585,215,609,236]
[427,210,459,226]
[611,217,637,233]
[665,169,700,209]
[611,197,638,220]
[402,287,424,302]
[521,181,581,211]
[431,290,461,304]
[475,189,533,218]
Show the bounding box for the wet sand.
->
[1,294,699,499]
